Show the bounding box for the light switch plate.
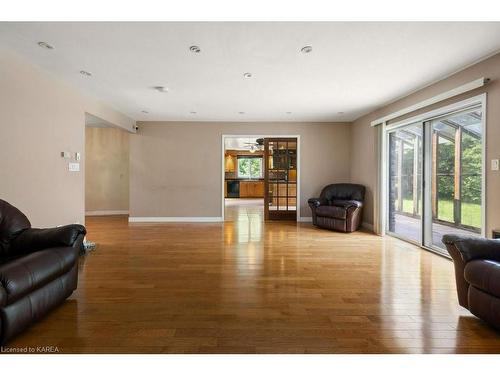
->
[75,152,81,161]
[68,162,80,172]
[492,159,499,171]
[61,151,71,159]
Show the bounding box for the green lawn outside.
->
[401,198,481,228]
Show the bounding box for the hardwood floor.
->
[6,203,500,353]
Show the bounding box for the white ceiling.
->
[1,22,500,122]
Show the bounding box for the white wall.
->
[0,49,134,227]
[130,121,352,219]
[85,126,129,213]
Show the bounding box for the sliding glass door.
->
[428,108,483,250]
[386,105,484,254]
[387,123,423,244]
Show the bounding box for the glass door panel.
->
[428,108,483,250]
[264,138,297,220]
[387,123,423,243]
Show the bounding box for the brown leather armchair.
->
[308,184,365,232]
[443,235,500,330]
[0,199,86,344]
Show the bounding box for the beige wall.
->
[130,122,351,218]
[350,52,500,236]
[0,49,134,227]
[85,127,129,213]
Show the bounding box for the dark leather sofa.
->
[443,234,500,329]
[308,183,365,233]
[0,199,86,344]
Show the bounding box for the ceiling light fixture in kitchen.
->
[37,41,54,50]
[153,86,169,93]
[301,45,313,54]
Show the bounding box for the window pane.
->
[387,123,422,243]
[238,157,262,178]
[238,158,249,178]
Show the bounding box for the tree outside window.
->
[238,157,263,179]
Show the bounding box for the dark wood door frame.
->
[264,137,298,221]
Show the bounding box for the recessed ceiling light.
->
[190,111,197,114]
[337,111,345,115]
[141,110,149,114]
[286,111,292,114]
[37,41,54,50]
[301,45,313,54]
[80,70,92,77]
[243,72,252,78]
[189,45,201,53]
[153,86,168,93]
[238,111,245,115]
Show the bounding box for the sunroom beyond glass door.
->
[428,108,483,250]
[387,123,423,243]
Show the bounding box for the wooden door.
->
[264,138,297,221]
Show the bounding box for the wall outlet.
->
[492,159,499,171]
[68,162,80,172]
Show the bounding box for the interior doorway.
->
[85,113,130,218]
[223,136,266,222]
[222,135,300,223]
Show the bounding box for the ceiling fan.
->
[243,138,264,153]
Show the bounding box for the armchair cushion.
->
[464,259,500,298]
[0,246,79,305]
[315,205,346,220]
[10,225,86,254]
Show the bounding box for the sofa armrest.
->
[11,224,86,254]
[331,200,363,209]
[308,198,328,208]
[442,235,500,263]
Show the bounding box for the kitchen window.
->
[237,156,263,179]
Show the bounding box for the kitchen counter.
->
[224,179,265,198]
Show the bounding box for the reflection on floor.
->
[224,198,264,222]
[393,213,480,248]
[7,214,500,353]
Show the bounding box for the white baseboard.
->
[298,217,313,222]
[361,222,374,232]
[128,216,223,223]
[86,210,129,216]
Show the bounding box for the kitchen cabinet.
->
[224,154,236,172]
[239,181,264,198]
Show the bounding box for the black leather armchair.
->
[443,234,500,329]
[0,199,86,344]
[308,184,365,232]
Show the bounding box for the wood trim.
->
[86,210,129,216]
